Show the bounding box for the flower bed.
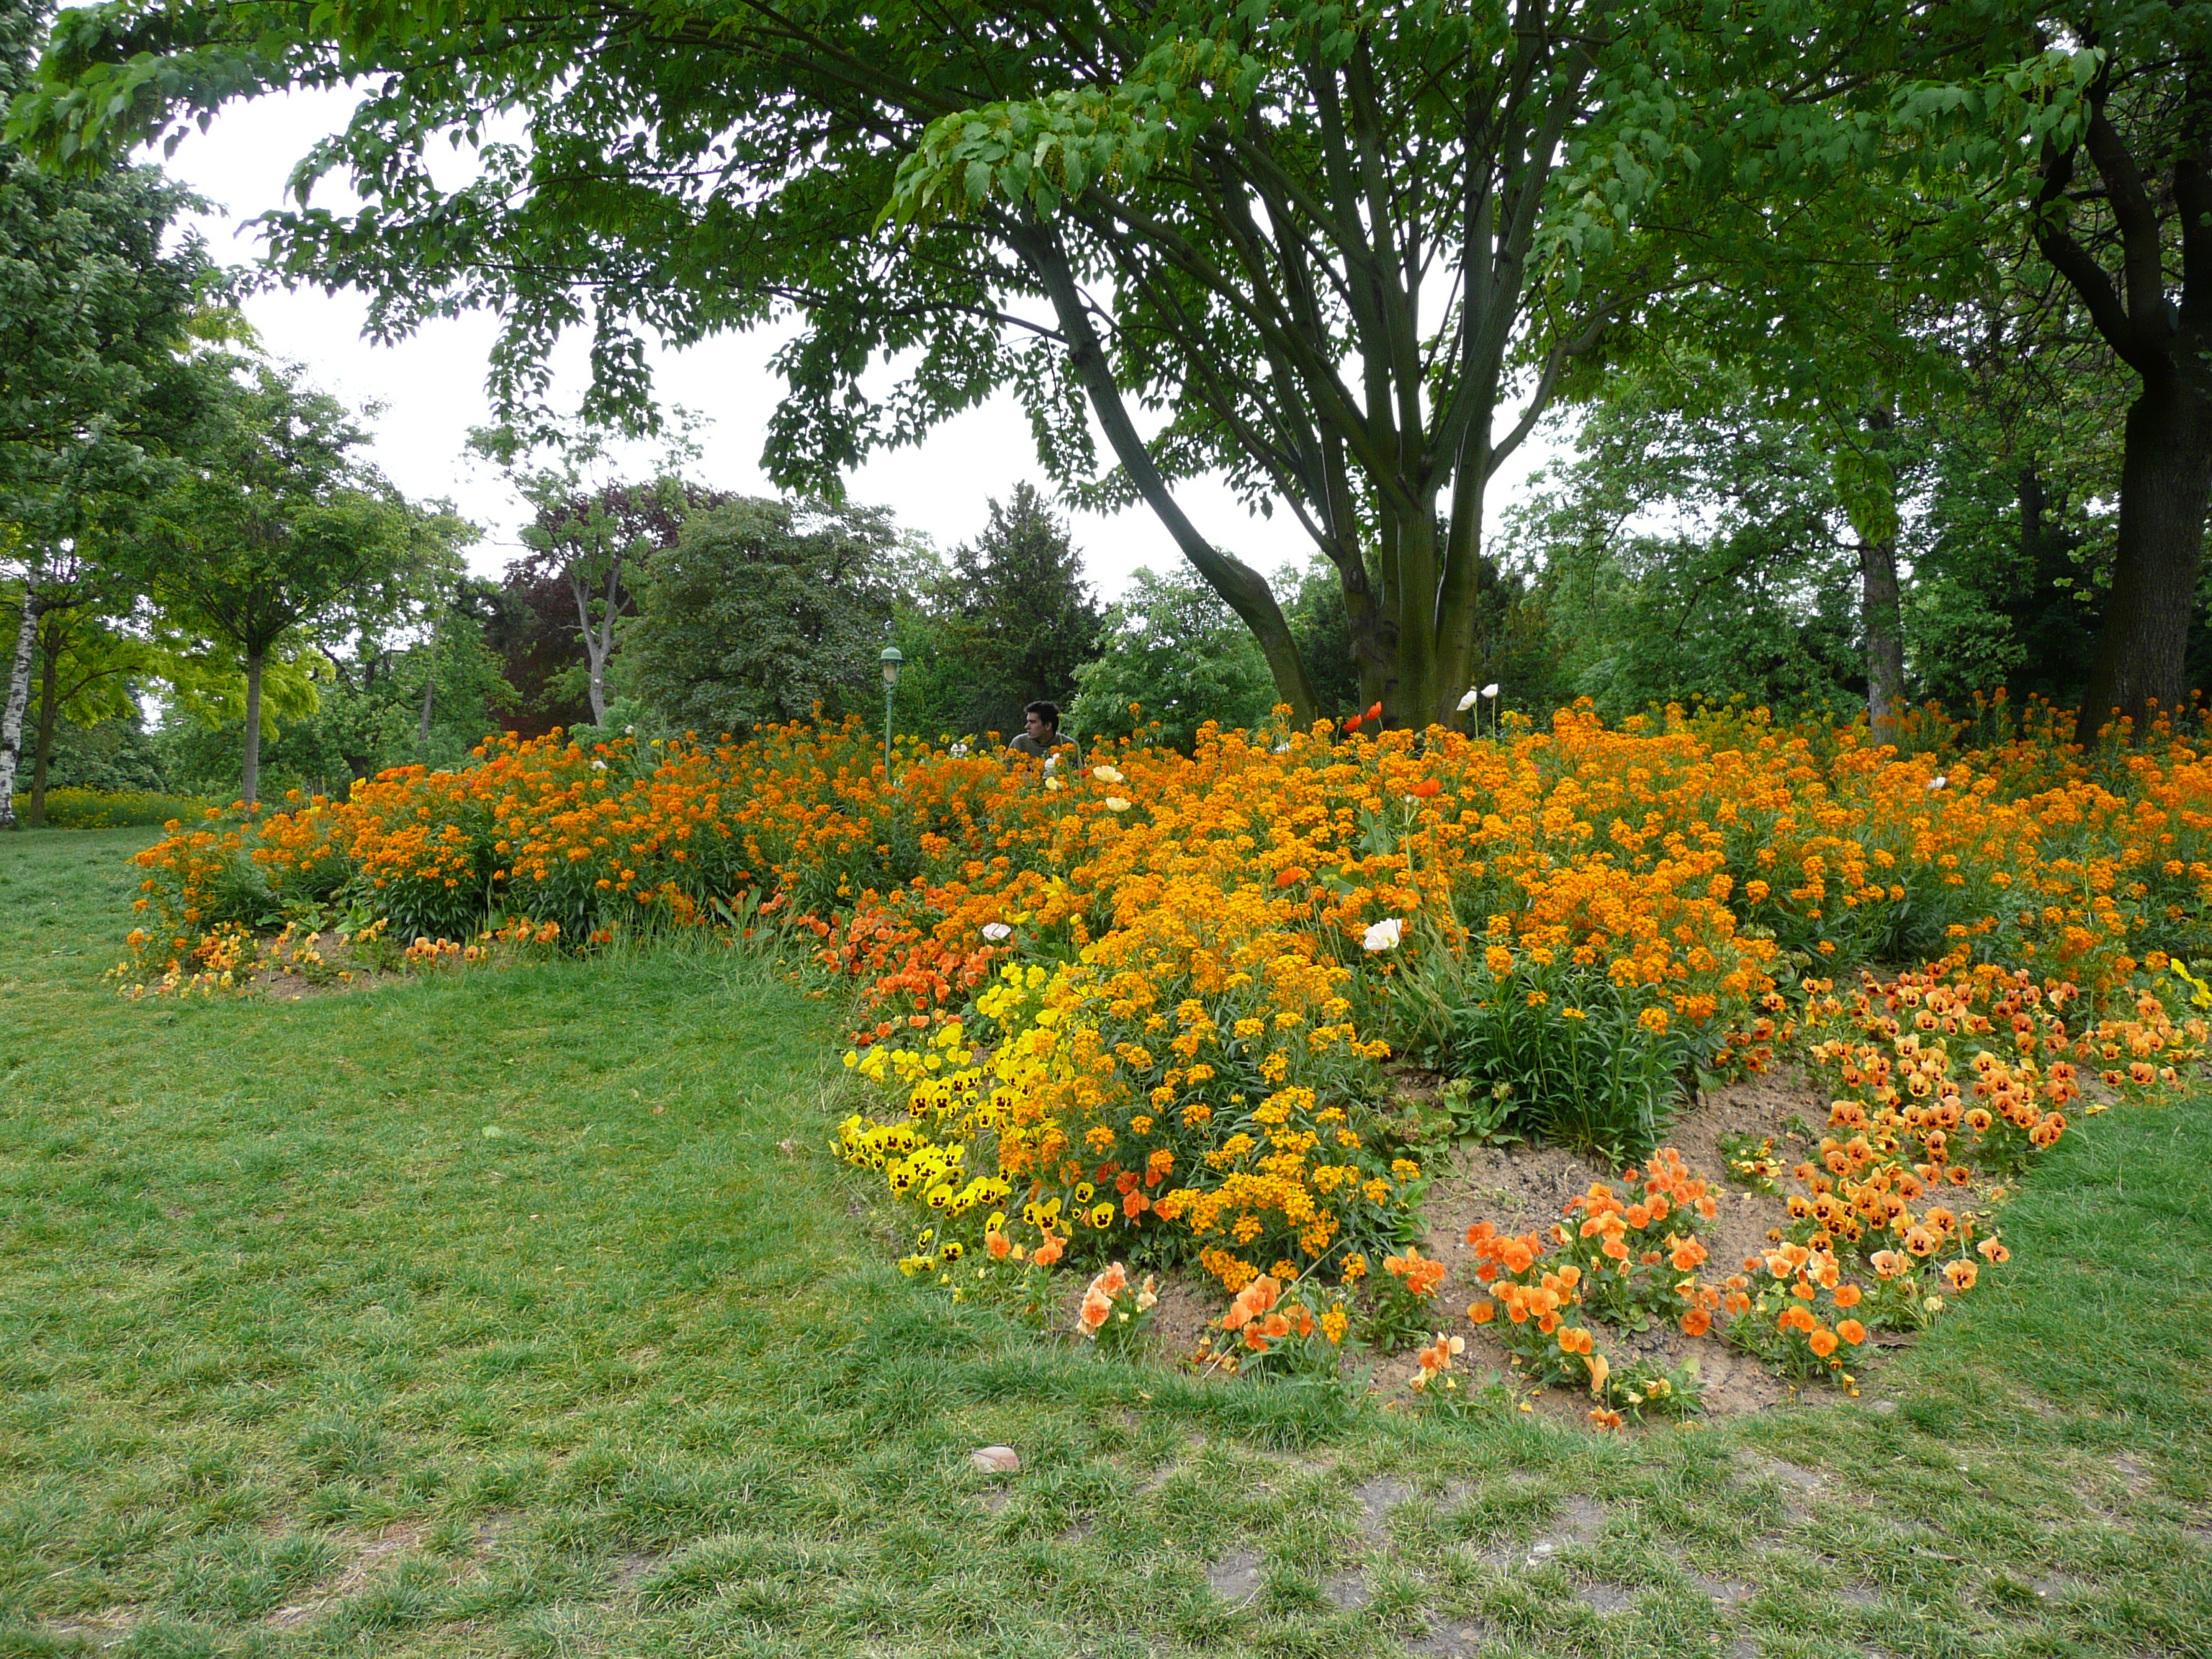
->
[114,703,2212,1398]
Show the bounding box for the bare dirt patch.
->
[1206,1550,1263,1602]
[1411,1062,1909,1418]
[39,1607,140,1649]
[1408,1617,1493,1657]
[266,1519,434,1629]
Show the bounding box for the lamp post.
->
[879,647,904,777]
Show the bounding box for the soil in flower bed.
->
[1417,1064,1935,1418]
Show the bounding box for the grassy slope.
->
[0,828,2206,1659]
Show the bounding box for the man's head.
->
[1023,701,1060,744]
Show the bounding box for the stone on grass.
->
[971,1445,1021,1474]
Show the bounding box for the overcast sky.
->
[161,85,1561,601]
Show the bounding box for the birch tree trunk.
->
[0,584,38,831]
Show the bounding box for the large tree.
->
[2002,4,2212,737]
[9,0,1843,727]
[0,0,208,826]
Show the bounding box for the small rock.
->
[971,1445,1020,1473]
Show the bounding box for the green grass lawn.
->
[2,827,2208,1659]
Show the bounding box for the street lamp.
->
[879,647,904,776]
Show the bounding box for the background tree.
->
[625,498,903,735]
[13,0,1863,727]
[1503,380,1871,717]
[1069,566,1280,751]
[126,361,433,804]
[894,485,1102,740]
[480,417,732,728]
[155,572,511,799]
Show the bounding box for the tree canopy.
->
[7,0,1941,727]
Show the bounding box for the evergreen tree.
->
[930,485,1102,738]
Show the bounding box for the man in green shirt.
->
[1005,701,1076,768]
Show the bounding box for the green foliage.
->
[1069,565,1277,749]
[1505,390,1866,720]
[114,358,472,800]
[0,1,210,544]
[626,498,903,734]
[40,707,165,793]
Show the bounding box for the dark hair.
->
[1023,701,1061,732]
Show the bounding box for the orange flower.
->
[1078,1287,1113,1336]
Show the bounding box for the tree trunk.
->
[1859,535,1906,742]
[1012,220,1320,721]
[242,647,266,806]
[418,616,439,747]
[0,584,37,831]
[27,632,60,828]
[570,565,610,726]
[2075,372,2212,743]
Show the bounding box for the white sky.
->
[161,86,1560,600]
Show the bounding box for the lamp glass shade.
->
[879,646,904,686]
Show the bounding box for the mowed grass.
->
[1,828,2208,1659]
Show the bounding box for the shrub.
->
[39,787,215,829]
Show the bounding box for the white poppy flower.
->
[1928,775,1948,791]
[981,922,1013,942]
[1104,796,1132,812]
[1456,687,1481,711]
[1092,764,1125,783]
[1480,682,1501,698]
[1362,917,1404,952]
[950,741,970,757]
